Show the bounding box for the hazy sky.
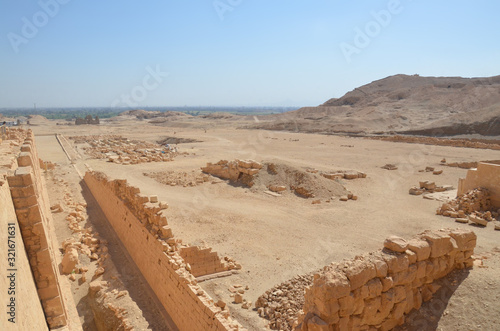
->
[1,0,499,108]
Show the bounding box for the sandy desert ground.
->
[26,115,500,330]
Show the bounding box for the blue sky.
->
[1,0,499,108]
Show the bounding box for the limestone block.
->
[61,248,79,274]
[366,278,383,298]
[469,215,488,226]
[384,236,408,252]
[381,276,394,292]
[407,238,431,261]
[338,294,355,317]
[380,288,396,316]
[269,185,287,193]
[237,160,253,169]
[382,252,409,274]
[422,231,454,258]
[343,259,376,290]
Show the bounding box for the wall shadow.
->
[79,180,178,331]
[395,268,471,331]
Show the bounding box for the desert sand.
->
[17,112,499,330]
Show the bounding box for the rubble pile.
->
[255,274,314,330]
[69,135,178,165]
[144,170,212,187]
[201,159,263,186]
[381,164,398,170]
[437,188,498,227]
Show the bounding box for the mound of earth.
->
[252,162,348,199]
[202,159,348,200]
[250,74,500,136]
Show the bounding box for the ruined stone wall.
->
[298,229,476,331]
[6,131,67,328]
[0,173,48,330]
[180,246,238,278]
[458,162,500,208]
[84,171,243,331]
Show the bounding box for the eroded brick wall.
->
[298,229,476,331]
[5,130,67,329]
[84,171,244,331]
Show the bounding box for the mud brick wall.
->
[298,229,476,331]
[0,172,48,330]
[180,246,231,277]
[6,131,67,328]
[84,171,244,331]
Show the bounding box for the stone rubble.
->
[437,188,498,227]
[69,135,179,165]
[409,181,453,196]
[201,159,263,185]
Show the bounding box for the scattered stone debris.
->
[321,170,367,180]
[441,160,479,169]
[144,170,212,187]
[381,164,398,170]
[255,273,314,330]
[437,188,498,227]
[69,135,179,164]
[409,181,453,195]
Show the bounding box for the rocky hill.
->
[252,74,500,136]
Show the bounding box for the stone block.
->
[407,238,431,261]
[381,276,394,292]
[384,236,408,252]
[343,259,376,290]
[382,252,409,274]
[422,231,454,258]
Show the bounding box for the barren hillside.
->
[252,74,500,136]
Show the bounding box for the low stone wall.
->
[6,131,67,328]
[297,229,476,331]
[84,171,244,331]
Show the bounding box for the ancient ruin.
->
[1,118,498,330]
